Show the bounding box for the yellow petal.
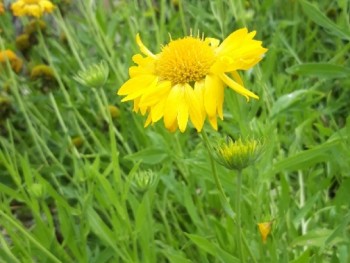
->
[164,85,182,131]
[217,82,224,120]
[118,74,156,96]
[205,37,220,48]
[151,99,166,122]
[258,222,272,244]
[216,28,248,55]
[219,73,259,101]
[194,80,206,116]
[144,114,152,127]
[177,87,189,133]
[208,116,218,130]
[231,71,243,86]
[133,97,141,112]
[186,83,204,131]
[139,81,172,107]
[136,34,156,58]
[204,74,224,117]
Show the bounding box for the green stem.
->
[200,130,235,219]
[236,170,244,262]
[0,210,62,263]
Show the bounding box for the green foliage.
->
[0,0,349,262]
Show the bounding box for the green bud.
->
[214,137,264,171]
[74,60,109,88]
[30,183,45,199]
[133,170,157,192]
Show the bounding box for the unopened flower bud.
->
[214,137,264,171]
[257,220,273,244]
[133,170,157,192]
[108,105,120,119]
[30,183,45,199]
[74,60,109,88]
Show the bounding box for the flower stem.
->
[236,169,245,262]
[200,130,235,219]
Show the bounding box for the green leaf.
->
[289,249,310,263]
[300,0,350,40]
[324,212,350,247]
[274,139,341,172]
[86,207,129,261]
[286,63,350,78]
[291,229,344,248]
[186,234,240,263]
[270,90,310,117]
[124,148,169,165]
[293,193,320,226]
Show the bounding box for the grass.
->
[0,0,349,262]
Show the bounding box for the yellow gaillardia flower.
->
[214,137,263,171]
[257,221,273,244]
[24,20,47,35]
[0,2,5,15]
[11,0,54,18]
[30,64,55,80]
[118,28,267,132]
[16,33,32,52]
[0,50,23,73]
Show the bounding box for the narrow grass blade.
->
[300,0,350,40]
[286,63,350,78]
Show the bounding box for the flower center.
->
[24,0,39,4]
[155,37,215,85]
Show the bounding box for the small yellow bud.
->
[0,49,23,73]
[71,136,84,149]
[257,221,273,244]
[24,20,47,35]
[16,33,31,52]
[108,105,120,119]
[214,137,264,171]
[30,64,55,80]
[0,2,5,15]
[74,61,109,88]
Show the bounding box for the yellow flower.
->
[0,2,5,15]
[24,19,47,35]
[30,64,55,80]
[117,28,267,132]
[11,0,54,18]
[16,33,32,52]
[0,50,23,73]
[257,221,273,244]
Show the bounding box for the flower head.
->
[117,28,267,132]
[214,137,263,171]
[16,34,32,52]
[0,2,5,15]
[133,170,157,192]
[0,50,23,73]
[24,19,47,35]
[11,0,54,18]
[257,221,273,244]
[74,61,109,88]
[30,64,55,80]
